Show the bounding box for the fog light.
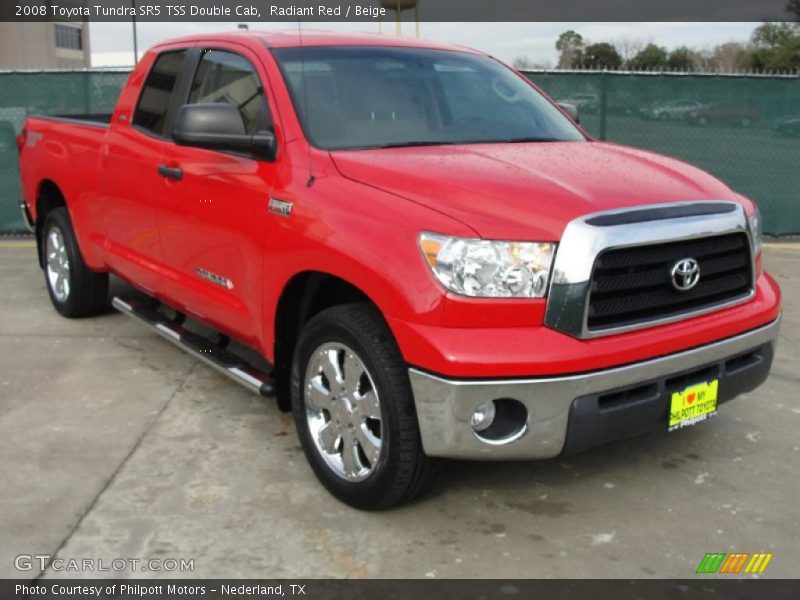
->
[470,401,496,432]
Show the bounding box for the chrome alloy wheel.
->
[46,227,70,302]
[304,343,383,482]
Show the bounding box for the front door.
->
[156,47,278,345]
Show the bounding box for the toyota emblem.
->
[671,258,701,291]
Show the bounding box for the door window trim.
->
[131,46,199,142]
[161,46,278,161]
[182,47,275,135]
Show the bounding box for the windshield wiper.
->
[348,137,562,151]
[378,137,562,147]
[371,140,459,149]
[497,137,560,143]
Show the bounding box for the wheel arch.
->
[272,271,380,411]
[35,179,68,268]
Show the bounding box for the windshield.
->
[272,46,586,150]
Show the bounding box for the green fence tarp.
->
[0,69,798,234]
[525,71,800,236]
[0,70,129,232]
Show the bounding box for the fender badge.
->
[268,197,293,217]
[196,267,234,290]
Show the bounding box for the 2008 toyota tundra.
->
[17,31,781,509]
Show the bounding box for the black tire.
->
[291,303,438,510]
[42,207,109,318]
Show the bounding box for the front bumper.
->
[409,316,780,459]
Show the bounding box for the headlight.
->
[419,233,556,298]
[748,207,762,256]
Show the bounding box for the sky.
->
[89,21,759,67]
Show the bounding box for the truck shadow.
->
[431,424,713,499]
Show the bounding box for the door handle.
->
[157,164,183,181]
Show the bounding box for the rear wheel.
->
[42,207,108,318]
[291,303,437,509]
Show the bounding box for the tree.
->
[667,46,697,70]
[749,22,800,71]
[711,42,752,72]
[688,50,715,72]
[628,43,669,70]
[752,21,799,46]
[556,30,585,68]
[512,56,534,69]
[788,0,800,20]
[616,37,648,63]
[512,56,551,70]
[582,43,623,69]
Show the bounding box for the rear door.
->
[156,45,279,345]
[101,48,190,294]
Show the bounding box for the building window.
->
[54,24,83,51]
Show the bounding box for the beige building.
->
[0,22,91,69]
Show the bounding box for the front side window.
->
[188,50,271,134]
[133,50,188,137]
[272,46,586,150]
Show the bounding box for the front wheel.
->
[291,303,437,509]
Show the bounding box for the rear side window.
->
[133,50,188,137]
[188,50,271,134]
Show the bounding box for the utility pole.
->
[131,0,139,64]
[378,0,420,38]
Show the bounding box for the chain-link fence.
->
[0,69,798,234]
[524,70,800,235]
[0,69,130,232]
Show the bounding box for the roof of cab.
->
[152,29,481,54]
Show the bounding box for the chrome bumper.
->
[409,317,780,460]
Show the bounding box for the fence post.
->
[82,73,91,113]
[599,71,609,140]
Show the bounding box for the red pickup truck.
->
[18,31,781,509]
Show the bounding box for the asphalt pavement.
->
[0,240,797,579]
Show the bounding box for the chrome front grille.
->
[545,201,756,339]
[587,233,753,331]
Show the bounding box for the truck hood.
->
[330,141,738,240]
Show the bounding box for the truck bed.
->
[35,113,112,128]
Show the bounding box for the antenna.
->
[297,20,316,187]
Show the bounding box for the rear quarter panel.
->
[20,117,109,269]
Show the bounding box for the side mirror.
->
[558,102,580,124]
[173,103,276,160]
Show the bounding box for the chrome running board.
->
[111,296,276,397]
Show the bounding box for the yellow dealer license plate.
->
[668,380,719,432]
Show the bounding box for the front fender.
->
[260,175,475,360]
